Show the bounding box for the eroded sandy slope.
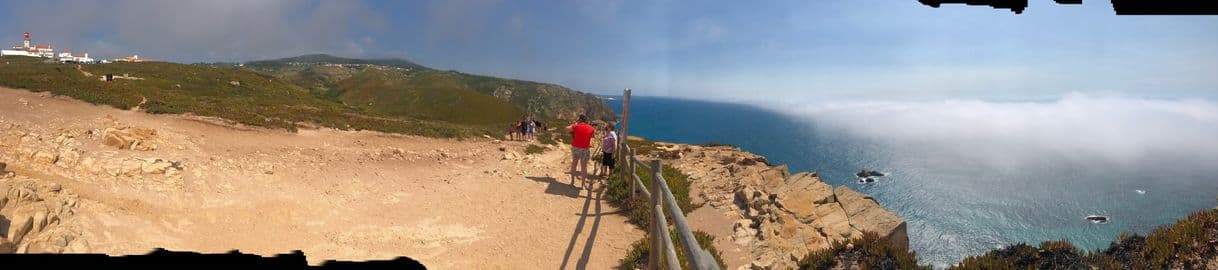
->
[0,87,642,269]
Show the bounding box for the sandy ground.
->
[0,87,644,269]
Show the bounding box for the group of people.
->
[565,114,617,189]
[507,113,617,189]
[509,116,543,142]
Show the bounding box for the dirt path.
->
[0,87,643,269]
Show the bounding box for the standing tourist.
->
[565,115,595,188]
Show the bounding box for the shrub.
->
[618,230,726,270]
[605,163,697,229]
[525,144,545,154]
[537,130,558,145]
[607,155,717,269]
[950,209,1218,270]
[700,141,734,147]
[800,231,929,270]
[624,137,660,156]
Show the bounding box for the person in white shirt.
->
[594,125,617,178]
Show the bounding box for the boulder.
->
[103,127,158,151]
[658,150,682,160]
[501,151,519,161]
[4,186,40,207]
[772,172,835,223]
[855,169,884,178]
[141,159,175,174]
[56,148,82,167]
[6,214,34,244]
[758,166,788,190]
[732,219,757,246]
[834,186,908,249]
[32,151,59,165]
[813,202,852,239]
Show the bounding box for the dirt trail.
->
[0,87,642,269]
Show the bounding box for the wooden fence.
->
[616,88,720,270]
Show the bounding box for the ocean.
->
[606,96,1218,268]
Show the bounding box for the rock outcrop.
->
[1,120,184,192]
[103,127,158,151]
[834,186,908,249]
[657,142,908,270]
[0,174,88,254]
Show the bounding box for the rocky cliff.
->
[0,172,89,253]
[637,140,907,270]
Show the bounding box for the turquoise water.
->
[607,96,1218,267]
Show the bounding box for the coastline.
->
[622,135,1218,270]
[621,136,908,269]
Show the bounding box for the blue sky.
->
[2,0,1216,101]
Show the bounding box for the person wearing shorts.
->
[566,114,595,188]
[597,125,617,177]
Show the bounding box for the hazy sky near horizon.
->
[2,0,1216,101]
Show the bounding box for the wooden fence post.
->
[628,148,637,200]
[619,88,632,197]
[649,159,664,270]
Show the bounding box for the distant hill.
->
[0,54,614,138]
[239,54,613,125]
[244,53,431,71]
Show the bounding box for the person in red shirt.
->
[566,114,596,188]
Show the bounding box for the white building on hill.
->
[57,50,95,63]
[1,32,93,62]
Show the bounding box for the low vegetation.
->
[800,231,929,270]
[0,55,611,139]
[524,144,545,155]
[624,136,661,156]
[795,208,1218,269]
[536,129,559,145]
[952,208,1218,270]
[605,163,697,229]
[618,230,727,270]
[603,157,723,269]
[0,56,477,137]
[240,54,614,126]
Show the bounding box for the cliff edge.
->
[632,138,907,269]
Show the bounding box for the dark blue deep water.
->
[607,96,1218,268]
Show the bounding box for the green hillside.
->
[245,53,430,70]
[0,54,613,139]
[240,54,614,124]
[335,69,524,125]
[0,56,471,138]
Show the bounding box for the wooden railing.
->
[616,89,720,270]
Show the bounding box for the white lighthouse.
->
[23,32,30,49]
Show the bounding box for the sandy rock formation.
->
[103,127,158,151]
[0,121,184,192]
[834,186,908,249]
[658,143,908,270]
[0,174,87,254]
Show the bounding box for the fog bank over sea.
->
[782,93,1218,169]
[611,94,1218,267]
